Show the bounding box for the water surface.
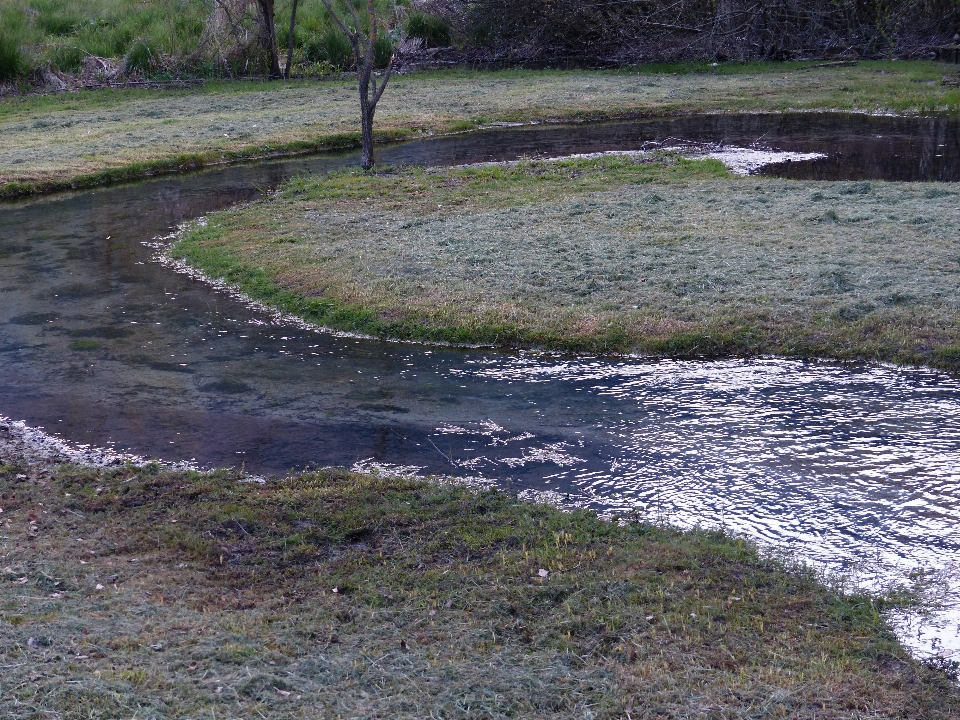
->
[2,112,959,660]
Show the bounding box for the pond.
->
[1,112,958,661]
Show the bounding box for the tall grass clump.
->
[0,4,33,81]
[405,10,450,47]
[8,0,209,78]
[0,0,405,80]
[290,0,399,72]
[304,24,353,69]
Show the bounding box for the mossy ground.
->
[2,61,959,197]
[1,459,957,718]
[173,154,960,369]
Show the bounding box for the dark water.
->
[387,112,960,181]
[1,113,959,658]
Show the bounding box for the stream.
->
[1,112,958,662]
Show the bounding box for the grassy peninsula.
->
[1,458,957,718]
[1,60,959,198]
[173,154,960,369]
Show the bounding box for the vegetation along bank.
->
[0,0,957,84]
[173,153,960,369]
[2,61,959,198]
[1,452,958,717]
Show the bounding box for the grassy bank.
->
[173,154,960,369]
[1,458,957,718]
[2,61,959,198]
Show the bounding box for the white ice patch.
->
[449,144,826,176]
[702,146,827,175]
[0,414,198,471]
[149,223,490,349]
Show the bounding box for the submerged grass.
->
[174,154,960,369]
[1,458,958,718]
[2,60,959,198]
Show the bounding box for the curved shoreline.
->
[2,418,958,716]
[0,106,944,201]
[170,155,960,372]
[2,61,957,200]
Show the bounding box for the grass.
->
[1,60,958,198]
[1,458,958,718]
[172,154,960,369]
[0,0,402,79]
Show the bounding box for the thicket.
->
[0,0,426,82]
[427,0,960,63]
[0,0,957,85]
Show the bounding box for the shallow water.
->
[1,113,959,660]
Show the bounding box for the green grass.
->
[1,61,958,198]
[1,459,957,717]
[0,0,404,79]
[172,154,960,369]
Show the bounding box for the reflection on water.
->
[441,356,960,659]
[383,112,960,182]
[1,113,959,660]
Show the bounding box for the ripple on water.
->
[4,113,960,663]
[444,356,960,660]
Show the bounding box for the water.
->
[1,112,959,660]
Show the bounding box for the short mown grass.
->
[173,154,960,369]
[1,458,957,718]
[2,60,958,197]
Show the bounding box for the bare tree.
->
[321,0,396,168]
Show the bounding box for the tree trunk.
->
[257,0,282,77]
[285,0,299,79]
[360,102,376,168]
[321,0,394,169]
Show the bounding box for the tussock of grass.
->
[1,61,958,198]
[174,155,960,369]
[1,460,957,718]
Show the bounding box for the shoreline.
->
[0,106,947,201]
[171,155,960,372]
[2,417,958,716]
[2,61,957,200]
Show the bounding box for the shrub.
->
[405,11,450,47]
[125,38,156,74]
[305,25,352,69]
[374,34,393,68]
[0,4,34,81]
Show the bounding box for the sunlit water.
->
[1,113,958,661]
